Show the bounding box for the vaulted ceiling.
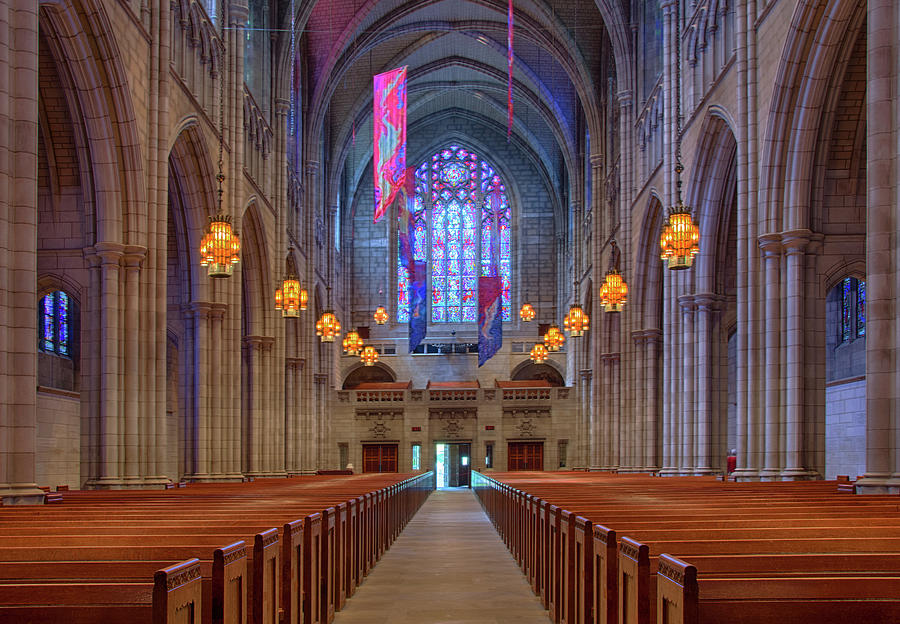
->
[289,0,627,215]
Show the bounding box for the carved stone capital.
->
[757,233,783,257]
[275,98,291,116]
[94,241,126,266]
[781,228,812,256]
[184,301,215,319]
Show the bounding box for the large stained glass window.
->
[839,277,866,343]
[397,145,511,323]
[39,290,70,357]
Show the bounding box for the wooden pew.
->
[473,471,900,624]
[657,553,900,624]
[0,473,432,624]
[0,558,202,624]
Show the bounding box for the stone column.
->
[781,230,812,479]
[185,301,213,479]
[314,373,329,471]
[0,0,43,504]
[644,330,662,471]
[759,234,782,479]
[693,294,723,474]
[95,243,125,486]
[660,271,678,475]
[122,247,146,483]
[209,305,226,476]
[679,295,696,474]
[857,0,900,494]
[630,332,647,470]
[579,369,593,469]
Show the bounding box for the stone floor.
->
[333,488,551,623]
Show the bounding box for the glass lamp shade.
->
[660,206,699,270]
[316,311,341,342]
[343,330,363,355]
[599,269,628,313]
[360,345,379,366]
[530,342,549,364]
[200,215,241,277]
[519,301,536,322]
[275,275,303,317]
[373,305,389,325]
[563,303,590,337]
[543,324,565,351]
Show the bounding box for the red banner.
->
[373,67,407,223]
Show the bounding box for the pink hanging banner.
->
[373,66,408,223]
[507,0,514,139]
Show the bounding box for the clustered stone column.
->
[857,0,900,494]
[0,0,44,504]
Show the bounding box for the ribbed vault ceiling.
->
[292,0,622,216]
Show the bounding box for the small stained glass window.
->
[856,280,866,337]
[841,278,852,342]
[39,290,70,357]
[838,277,866,344]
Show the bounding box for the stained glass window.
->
[397,145,511,323]
[856,280,866,337]
[841,278,852,342]
[838,277,867,343]
[39,290,70,357]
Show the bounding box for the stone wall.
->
[825,378,866,480]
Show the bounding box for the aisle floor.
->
[333,488,551,624]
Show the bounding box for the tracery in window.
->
[39,290,70,357]
[397,145,511,323]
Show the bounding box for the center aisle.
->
[334,488,551,623]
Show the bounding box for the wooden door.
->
[508,442,544,471]
[362,444,398,472]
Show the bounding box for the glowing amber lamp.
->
[316,311,341,342]
[543,324,565,351]
[360,345,379,366]
[530,342,549,364]
[200,215,241,277]
[519,301,536,322]
[343,330,363,356]
[660,205,699,270]
[373,305,389,325]
[599,269,628,313]
[563,303,590,337]
[275,274,304,317]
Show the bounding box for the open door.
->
[436,442,471,487]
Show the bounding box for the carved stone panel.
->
[429,408,477,440]
[502,407,551,439]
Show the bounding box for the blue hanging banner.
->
[478,275,503,366]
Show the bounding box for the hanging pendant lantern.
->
[275,273,305,317]
[661,10,699,272]
[543,324,565,351]
[343,329,363,355]
[200,215,241,277]
[660,203,699,270]
[530,342,549,364]
[519,301,536,322]
[373,305,389,325]
[316,310,341,342]
[563,302,590,337]
[360,345,379,366]
[600,269,628,313]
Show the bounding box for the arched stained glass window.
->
[397,145,511,323]
[39,290,70,357]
